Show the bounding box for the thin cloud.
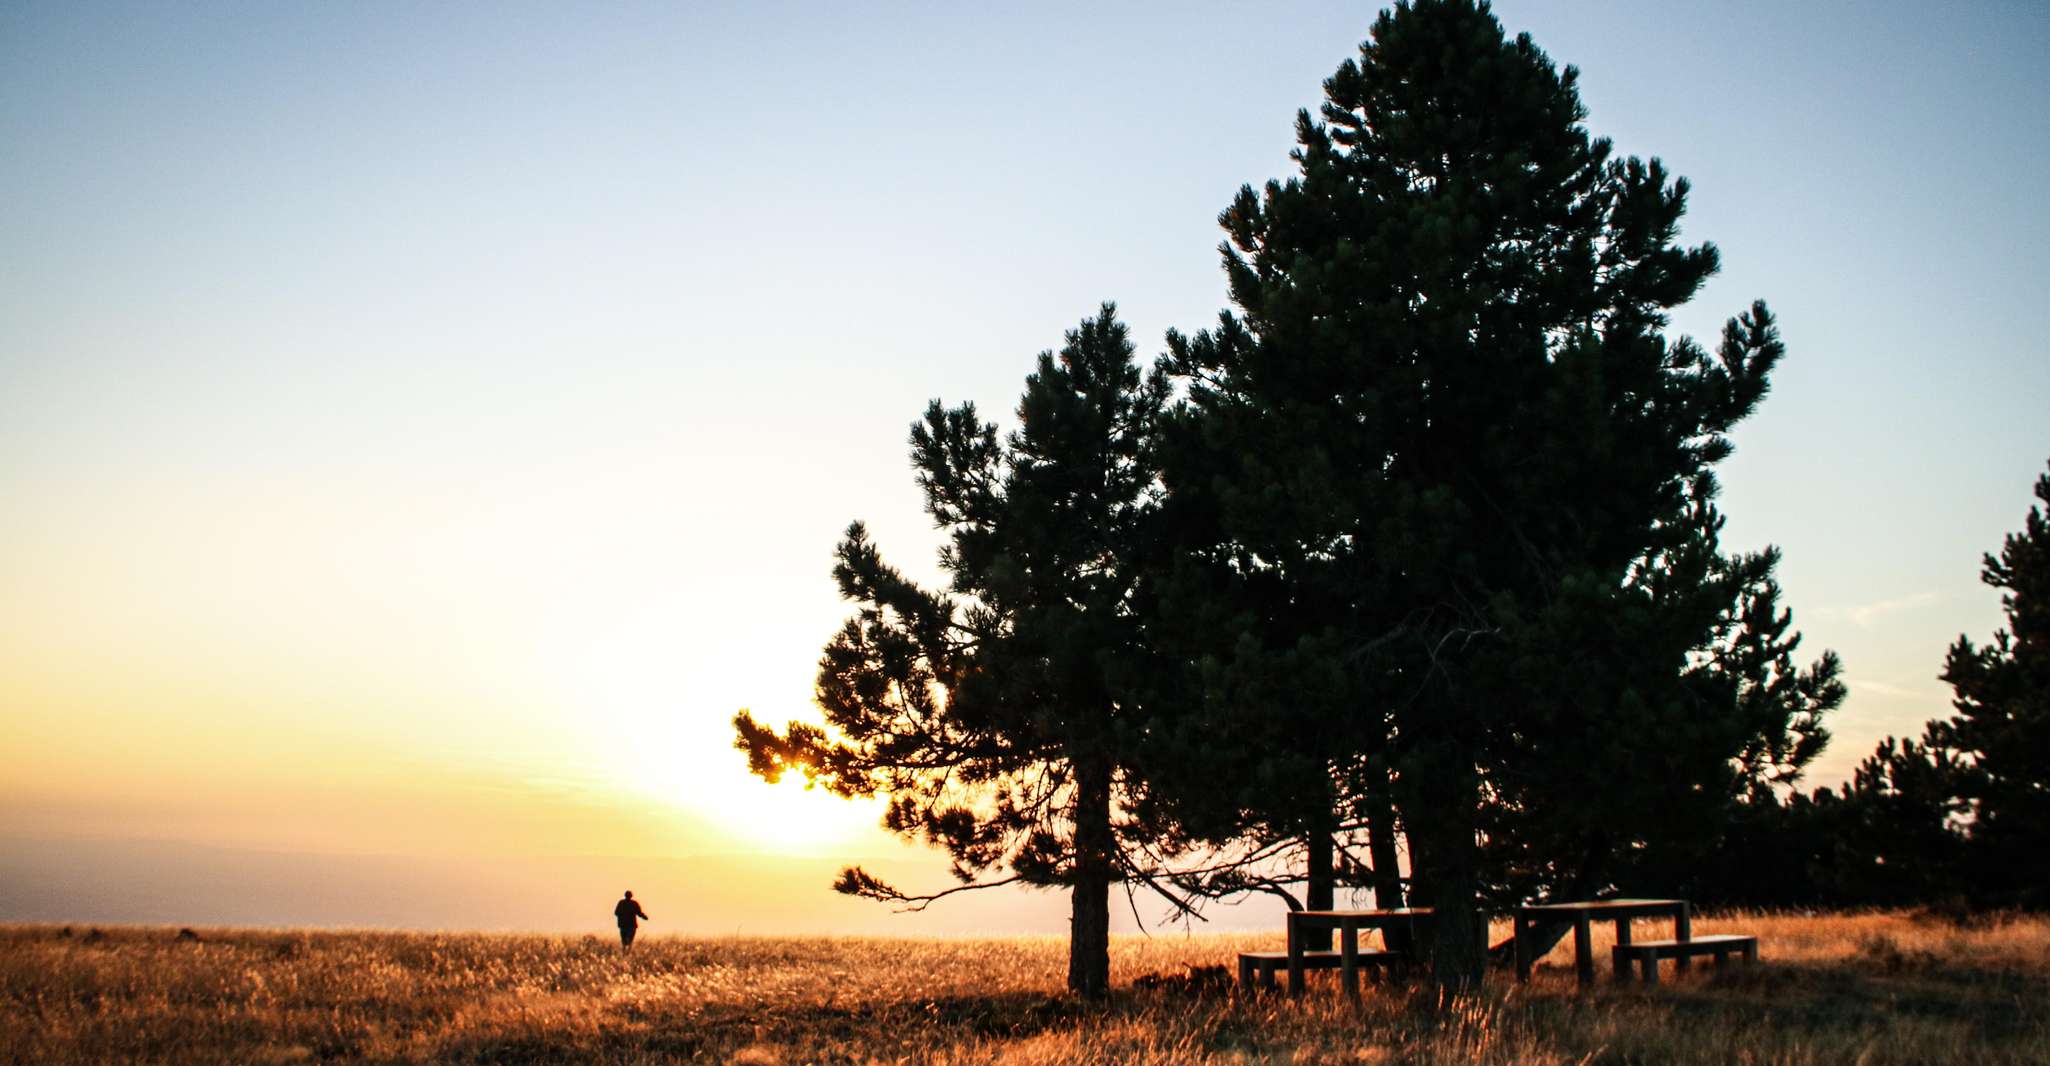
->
[1850,678,1944,701]
[1815,591,1939,629]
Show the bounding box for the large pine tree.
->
[1158,0,1833,989]
[734,306,1171,995]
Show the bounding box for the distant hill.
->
[0,835,1289,935]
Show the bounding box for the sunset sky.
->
[3,0,2045,932]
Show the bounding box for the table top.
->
[1515,898,1687,916]
[1291,907,1436,920]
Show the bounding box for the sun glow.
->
[719,772,888,856]
[595,701,887,858]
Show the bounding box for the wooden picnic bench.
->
[1234,907,1434,1000]
[1243,896,1759,997]
[1236,948,1406,990]
[1515,898,1693,987]
[1612,933,1758,985]
[1517,898,1764,986]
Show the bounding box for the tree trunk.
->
[1403,822,1433,914]
[1304,815,1335,950]
[1491,838,1609,967]
[1424,833,1486,997]
[1399,745,1485,998]
[1362,760,1409,952]
[1418,779,1484,996]
[1068,756,1114,998]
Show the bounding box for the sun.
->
[555,623,890,858]
[718,771,887,856]
[604,722,886,857]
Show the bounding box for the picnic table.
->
[1243,897,1749,995]
[1282,907,1435,999]
[1513,898,1692,987]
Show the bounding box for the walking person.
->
[614,890,649,951]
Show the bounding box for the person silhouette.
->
[613,890,650,950]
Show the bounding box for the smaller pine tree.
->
[1937,460,2050,906]
[1809,730,1968,906]
[734,305,1173,995]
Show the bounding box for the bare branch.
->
[834,866,1032,913]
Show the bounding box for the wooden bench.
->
[1237,949,1405,990]
[1612,934,1758,984]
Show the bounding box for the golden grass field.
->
[4,911,2047,1064]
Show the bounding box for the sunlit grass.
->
[4,912,2046,1063]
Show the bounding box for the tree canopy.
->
[734,306,1172,996]
[1743,459,2049,911]
[731,0,1862,1001]
[1153,0,1836,989]
[1938,460,2050,905]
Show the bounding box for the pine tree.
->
[1490,504,1842,909]
[1158,0,1831,990]
[1828,729,1970,905]
[1938,459,2050,906]
[1128,459,1404,946]
[734,306,1171,995]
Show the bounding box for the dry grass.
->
[3,911,2046,1064]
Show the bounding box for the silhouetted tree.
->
[1937,459,2050,906]
[1829,729,1971,905]
[1156,0,1833,991]
[734,306,1171,996]
[1125,458,1403,947]
[1493,505,1842,909]
[1779,459,2050,911]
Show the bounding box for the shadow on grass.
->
[1676,957,2050,1037]
[429,990,1097,1065]
[1507,955,2050,1065]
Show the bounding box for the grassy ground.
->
[3,911,2046,1064]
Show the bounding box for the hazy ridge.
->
[0,835,1286,935]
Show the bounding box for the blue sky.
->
[1,1,2045,924]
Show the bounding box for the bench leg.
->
[1614,919,1633,981]
[1574,917,1595,988]
[1514,916,1528,982]
[1641,955,1659,987]
[1341,926,1360,1002]
[1674,904,1693,974]
[1239,956,1254,990]
[1744,941,1758,965]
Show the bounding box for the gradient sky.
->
[2,1,2046,929]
